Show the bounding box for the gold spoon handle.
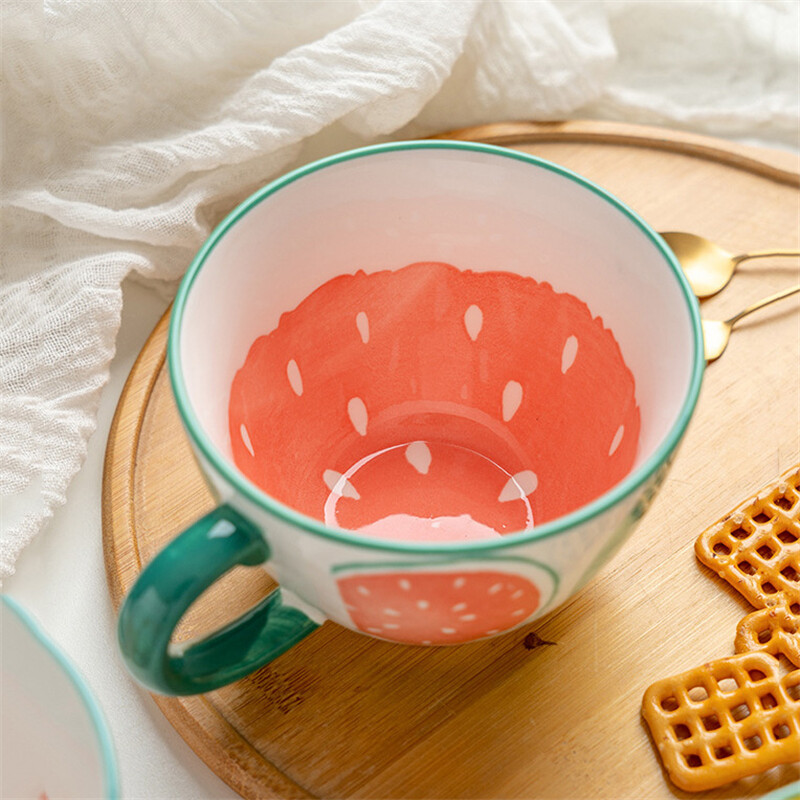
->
[733,248,800,263]
[727,284,800,326]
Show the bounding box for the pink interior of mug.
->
[177,145,699,551]
[229,261,639,541]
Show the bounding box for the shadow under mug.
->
[118,141,704,696]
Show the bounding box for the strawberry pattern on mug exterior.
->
[332,557,558,645]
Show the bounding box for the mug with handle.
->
[118,141,704,696]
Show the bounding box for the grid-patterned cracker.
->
[735,603,800,668]
[642,652,800,792]
[695,465,800,608]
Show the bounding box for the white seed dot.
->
[517,471,538,496]
[347,397,368,436]
[417,600,429,610]
[323,469,339,491]
[356,585,370,596]
[323,469,360,500]
[464,304,483,341]
[561,335,578,374]
[485,629,499,635]
[511,589,524,600]
[383,608,400,617]
[405,441,432,475]
[453,577,466,589]
[460,384,469,400]
[286,359,303,396]
[398,579,412,591]
[422,640,432,645]
[239,423,255,457]
[367,627,382,634]
[356,311,370,343]
[609,425,625,456]
[441,627,456,635]
[499,471,538,503]
[460,614,477,621]
[452,602,467,612]
[512,609,526,616]
[502,380,523,422]
[488,583,503,595]
[383,623,400,630]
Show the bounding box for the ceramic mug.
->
[118,141,704,696]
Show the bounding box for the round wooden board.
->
[103,121,800,800]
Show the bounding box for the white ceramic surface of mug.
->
[118,141,704,696]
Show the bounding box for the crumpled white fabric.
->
[1,0,798,578]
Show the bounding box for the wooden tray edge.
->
[433,119,800,186]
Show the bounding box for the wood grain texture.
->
[103,120,800,799]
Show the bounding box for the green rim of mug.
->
[1,595,120,799]
[168,140,705,555]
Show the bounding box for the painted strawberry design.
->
[335,560,555,644]
[230,261,639,538]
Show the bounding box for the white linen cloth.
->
[2,0,799,578]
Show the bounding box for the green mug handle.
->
[118,504,320,695]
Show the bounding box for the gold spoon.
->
[660,232,800,299]
[703,284,800,362]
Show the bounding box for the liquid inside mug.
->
[118,141,704,695]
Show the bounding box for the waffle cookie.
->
[736,603,800,668]
[642,652,800,792]
[695,465,800,608]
